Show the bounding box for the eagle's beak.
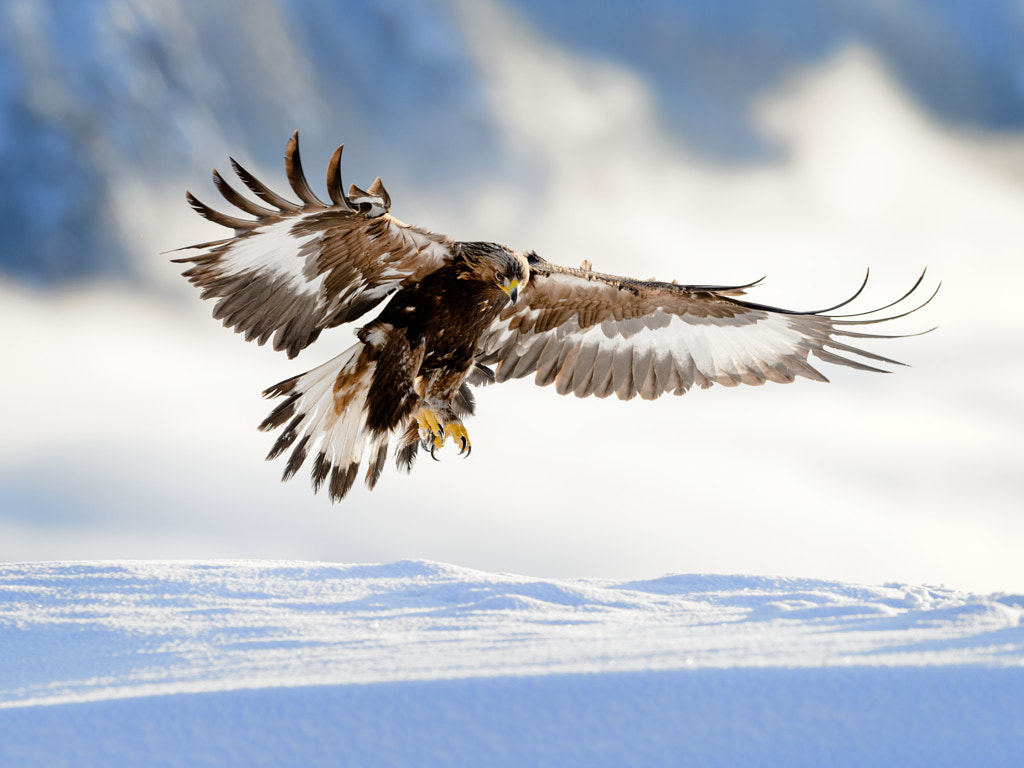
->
[501,280,520,305]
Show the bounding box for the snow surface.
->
[2,560,1022,766]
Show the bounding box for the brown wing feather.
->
[476,255,936,400]
[174,131,453,358]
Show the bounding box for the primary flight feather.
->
[176,132,936,502]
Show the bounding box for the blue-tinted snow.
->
[1,560,1022,766]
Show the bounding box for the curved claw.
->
[444,422,472,458]
[429,443,440,461]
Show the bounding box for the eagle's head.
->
[457,242,530,305]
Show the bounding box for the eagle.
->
[175,132,936,502]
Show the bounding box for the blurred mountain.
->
[515,0,1024,154]
[0,0,1021,285]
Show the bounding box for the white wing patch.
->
[480,309,831,400]
[218,216,326,298]
[476,261,936,401]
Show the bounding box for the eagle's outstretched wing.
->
[476,255,937,400]
[173,131,452,358]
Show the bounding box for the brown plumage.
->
[175,131,937,502]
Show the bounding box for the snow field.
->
[1,560,1022,766]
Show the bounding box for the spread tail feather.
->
[261,341,392,502]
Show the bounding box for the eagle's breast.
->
[379,262,507,374]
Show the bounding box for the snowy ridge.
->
[3,559,1022,702]
[1,560,1022,766]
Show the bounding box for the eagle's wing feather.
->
[173,131,452,358]
[476,256,936,400]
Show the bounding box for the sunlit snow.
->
[2,560,1022,766]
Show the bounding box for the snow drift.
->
[1,560,1021,766]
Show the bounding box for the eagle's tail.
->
[259,340,392,502]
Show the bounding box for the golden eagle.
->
[176,132,936,502]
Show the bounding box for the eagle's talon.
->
[443,421,472,458]
[416,406,444,441]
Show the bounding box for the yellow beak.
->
[501,280,520,305]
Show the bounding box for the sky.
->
[1,0,1022,593]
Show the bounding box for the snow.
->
[1,560,1022,766]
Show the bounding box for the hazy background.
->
[1,0,1022,593]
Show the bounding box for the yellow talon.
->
[444,422,472,457]
[416,408,472,458]
[416,407,444,448]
